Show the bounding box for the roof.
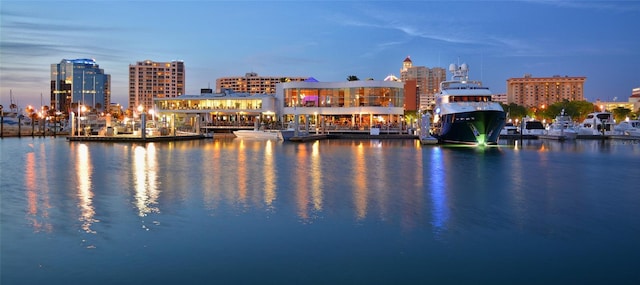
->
[403,56,412,62]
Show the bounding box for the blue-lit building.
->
[51,58,111,113]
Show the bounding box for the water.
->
[1,137,640,284]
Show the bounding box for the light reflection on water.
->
[2,137,640,284]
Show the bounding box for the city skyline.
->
[1,0,639,109]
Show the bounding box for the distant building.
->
[129,60,185,112]
[216,72,307,94]
[506,74,585,107]
[492,93,508,105]
[51,58,111,113]
[630,87,640,112]
[399,56,446,110]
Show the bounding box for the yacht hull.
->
[436,110,506,145]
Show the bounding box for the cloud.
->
[522,0,640,12]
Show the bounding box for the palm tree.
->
[346,75,359,81]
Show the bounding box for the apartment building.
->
[506,74,585,107]
[216,72,307,94]
[129,60,185,111]
[399,56,446,110]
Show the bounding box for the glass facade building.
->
[276,80,405,130]
[50,58,110,113]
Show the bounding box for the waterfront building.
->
[276,79,405,130]
[51,58,111,113]
[399,56,446,111]
[154,88,276,130]
[506,74,585,107]
[216,72,307,94]
[129,60,185,112]
[153,79,406,132]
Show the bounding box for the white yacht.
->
[521,117,546,136]
[577,112,614,135]
[432,63,506,145]
[614,119,640,137]
[233,129,294,140]
[544,109,578,140]
[500,122,518,135]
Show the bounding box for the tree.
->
[346,75,359,81]
[501,103,527,121]
[612,106,632,122]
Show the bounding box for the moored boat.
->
[432,63,506,145]
[233,129,294,140]
[577,111,614,136]
[543,109,578,140]
[614,119,640,137]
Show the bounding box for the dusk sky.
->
[1,0,639,109]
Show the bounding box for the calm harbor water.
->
[1,137,640,284]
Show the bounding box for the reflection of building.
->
[216,72,307,94]
[506,74,585,107]
[51,58,111,113]
[129,60,185,112]
[399,56,446,110]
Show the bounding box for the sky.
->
[1,0,639,109]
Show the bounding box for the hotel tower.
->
[129,60,185,111]
[506,74,586,107]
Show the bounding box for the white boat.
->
[577,112,614,136]
[500,122,518,135]
[543,109,578,140]
[1,109,32,127]
[521,117,546,136]
[614,119,640,137]
[233,129,294,140]
[432,63,506,145]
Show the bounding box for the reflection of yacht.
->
[233,129,294,140]
[544,109,577,140]
[521,117,545,136]
[432,63,506,145]
[577,112,614,135]
[614,119,640,136]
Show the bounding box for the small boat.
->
[500,122,518,135]
[614,119,640,137]
[577,112,614,136]
[543,109,578,140]
[521,117,545,136]
[233,129,294,140]
[432,63,506,145]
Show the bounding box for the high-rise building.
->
[506,74,586,107]
[129,60,185,111]
[399,56,446,110]
[51,58,111,113]
[216,72,307,94]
